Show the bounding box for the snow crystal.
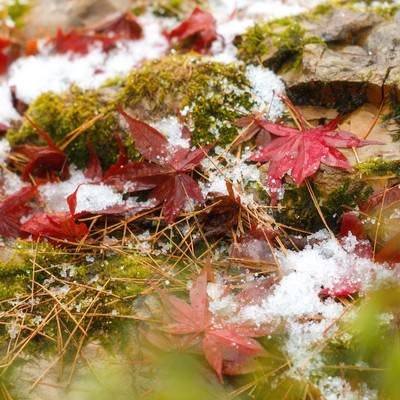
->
[246,65,285,120]
[0,84,19,125]
[8,14,168,103]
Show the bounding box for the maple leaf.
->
[15,116,68,181]
[248,98,379,204]
[360,185,400,264]
[50,12,142,55]
[233,114,273,149]
[0,186,37,238]
[84,143,103,181]
[166,7,217,54]
[92,11,142,40]
[158,270,268,382]
[0,37,11,75]
[21,212,88,242]
[51,29,116,55]
[117,110,211,223]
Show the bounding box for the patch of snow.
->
[210,0,326,21]
[150,116,190,149]
[8,14,169,103]
[318,377,377,400]
[0,138,11,164]
[200,146,260,204]
[0,84,19,126]
[209,235,398,377]
[246,65,285,120]
[39,168,88,212]
[74,183,125,214]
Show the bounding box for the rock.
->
[307,8,381,43]
[284,10,400,111]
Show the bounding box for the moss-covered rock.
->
[115,54,255,147]
[8,55,255,168]
[7,87,118,169]
[236,17,324,71]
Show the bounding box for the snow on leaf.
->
[0,186,37,238]
[248,98,379,204]
[21,212,88,242]
[158,270,267,381]
[166,7,217,54]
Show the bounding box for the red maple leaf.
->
[0,37,11,75]
[51,29,116,54]
[117,110,211,223]
[360,185,400,264]
[166,7,217,54]
[0,186,37,238]
[92,11,142,40]
[158,270,268,382]
[50,12,142,55]
[21,212,88,242]
[15,116,68,182]
[248,98,379,204]
[234,114,273,149]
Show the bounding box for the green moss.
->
[346,0,399,18]
[357,158,400,178]
[237,18,325,71]
[115,54,255,146]
[383,101,400,142]
[7,87,119,169]
[151,0,205,17]
[275,170,371,232]
[0,241,158,358]
[8,55,255,168]
[6,0,30,26]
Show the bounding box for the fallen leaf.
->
[21,212,88,242]
[166,7,217,54]
[248,97,379,204]
[0,186,37,238]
